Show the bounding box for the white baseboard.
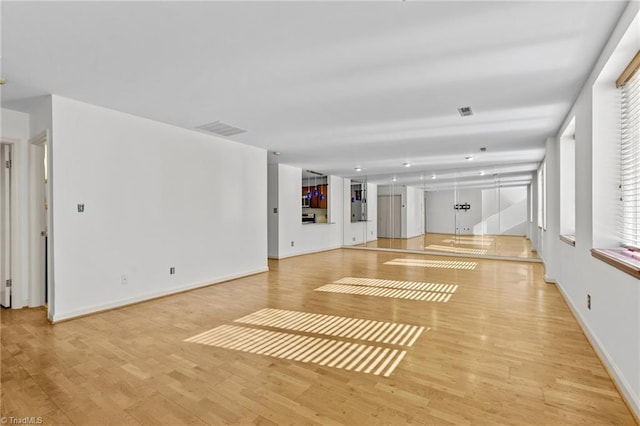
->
[51,267,269,322]
[543,275,556,284]
[269,245,342,260]
[555,281,640,421]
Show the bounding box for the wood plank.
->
[0,249,636,424]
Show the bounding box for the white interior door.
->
[378,195,401,238]
[1,144,12,307]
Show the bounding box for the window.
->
[619,67,640,248]
[559,118,576,245]
[537,160,546,230]
[590,49,640,279]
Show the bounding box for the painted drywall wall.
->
[426,189,483,235]
[366,183,378,242]
[542,2,640,417]
[50,95,268,321]
[405,186,424,239]
[425,190,455,234]
[457,189,483,235]
[0,108,30,309]
[267,164,279,258]
[272,164,342,258]
[426,187,526,236]
[481,186,528,235]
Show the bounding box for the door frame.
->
[0,138,22,308]
[29,130,52,314]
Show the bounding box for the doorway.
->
[0,144,12,307]
[378,195,401,238]
[29,131,48,307]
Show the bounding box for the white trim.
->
[543,275,556,284]
[269,245,342,260]
[0,138,23,308]
[51,267,269,322]
[556,280,640,421]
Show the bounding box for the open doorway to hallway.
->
[29,131,49,307]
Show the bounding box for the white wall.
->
[541,137,560,282]
[405,186,424,239]
[49,96,268,321]
[457,188,482,234]
[482,186,528,235]
[0,108,30,309]
[267,164,279,258]
[270,163,342,258]
[364,183,378,243]
[541,2,640,418]
[425,190,455,234]
[427,187,526,236]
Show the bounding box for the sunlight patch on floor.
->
[384,258,478,270]
[235,308,424,346]
[185,325,408,377]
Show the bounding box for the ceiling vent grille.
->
[457,106,473,117]
[196,121,247,137]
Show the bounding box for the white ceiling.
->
[1,1,628,189]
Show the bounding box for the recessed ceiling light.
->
[480,171,485,176]
[272,151,280,156]
[403,162,411,168]
[392,176,397,182]
[465,156,474,161]
[355,167,362,172]
[431,175,437,180]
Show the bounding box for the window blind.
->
[620,71,640,248]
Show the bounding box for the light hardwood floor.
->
[361,233,539,259]
[1,249,635,425]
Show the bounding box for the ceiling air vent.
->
[196,120,247,137]
[457,106,473,117]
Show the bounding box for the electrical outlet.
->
[121,275,128,285]
[170,267,175,275]
[352,237,356,242]
[587,294,591,310]
[291,241,294,247]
